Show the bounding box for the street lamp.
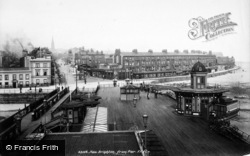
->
[131,97,138,130]
[142,114,148,151]
[75,64,78,94]
[54,77,56,89]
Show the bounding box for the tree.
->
[2,51,20,67]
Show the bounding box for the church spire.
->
[51,37,55,52]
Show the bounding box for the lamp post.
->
[132,97,138,130]
[54,77,56,89]
[75,57,78,94]
[35,84,37,102]
[142,114,148,151]
[131,70,133,83]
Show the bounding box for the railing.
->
[32,88,69,121]
[236,128,250,144]
[51,89,76,118]
[0,88,58,134]
[98,82,150,88]
[0,89,55,94]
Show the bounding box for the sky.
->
[0,0,250,62]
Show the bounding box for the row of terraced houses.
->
[72,49,235,80]
[0,50,52,88]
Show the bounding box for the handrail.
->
[0,88,58,133]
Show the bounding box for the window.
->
[5,75,9,80]
[199,67,202,71]
[43,69,48,76]
[35,63,40,68]
[19,74,23,80]
[19,81,23,86]
[26,81,29,87]
[43,79,47,84]
[26,74,29,80]
[13,74,17,80]
[197,77,201,83]
[43,63,47,67]
[0,75,2,81]
[197,76,205,89]
[35,69,40,76]
[5,82,9,87]
[36,79,40,85]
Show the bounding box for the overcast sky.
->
[0,0,250,62]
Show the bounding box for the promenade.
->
[17,92,71,140]
[98,87,250,156]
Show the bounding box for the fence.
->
[50,89,77,119]
[32,88,69,121]
[0,88,66,140]
[0,89,55,94]
[99,82,150,89]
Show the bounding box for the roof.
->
[140,131,169,156]
[42,131,142,156]
[120,52,215,57]
[120,84,140,89]
[135,70,175,74]
[175,88,229,94]
[60,100,100,108]
[71,94,102,101]
[191,61,207,73]
[0,67,30,71]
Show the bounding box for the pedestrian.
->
[154,90,158,98]
[140,83,143,91]
[19,85,22,93]
[61,86,64,90]
[147,86,150,99]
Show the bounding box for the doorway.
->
[13,82,17,88]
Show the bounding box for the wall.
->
[0,93,47,104]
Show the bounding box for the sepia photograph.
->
[0,0,250,155]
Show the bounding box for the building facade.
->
[175,61,239,120]
[75,48,105,67]
[0,49,52,88]
[113,49,217,79]
[0,68,31,88]
[29,57,52,86]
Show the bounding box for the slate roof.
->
[191,61,207,73]
[42,131,142,156]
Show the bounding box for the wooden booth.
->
[120,84,140,101]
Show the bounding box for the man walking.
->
[147,86,150,99]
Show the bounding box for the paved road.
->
[98,87,250,156]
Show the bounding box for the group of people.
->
[140,82,159,99]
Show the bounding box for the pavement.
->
[17,92,71,140]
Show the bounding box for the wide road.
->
[98,87,250,156]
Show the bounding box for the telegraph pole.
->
[75,53,78,94]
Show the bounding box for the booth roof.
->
[120,84,140,89]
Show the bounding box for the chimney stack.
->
[132,49,138,54]
[148,49,153,53]
[174,49,179,54]
[22,49,28,57]
[162,49,168,53]
[183,50,189,54]
[115,49,121,54]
